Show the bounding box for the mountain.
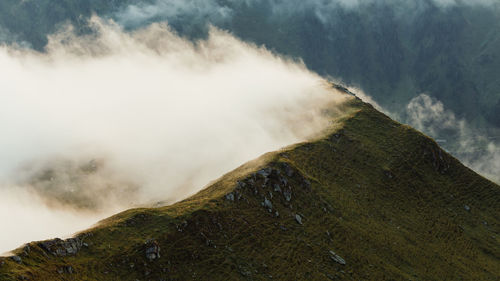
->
[1,89,498,280]
[1,1,499,185]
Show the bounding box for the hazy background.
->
[0,18,349,253]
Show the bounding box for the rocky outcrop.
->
[39,237,83,257]
[224,162,312,208]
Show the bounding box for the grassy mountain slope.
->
[1,95,499,280]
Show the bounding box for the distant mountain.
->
[1,89,498,280]
[1,1,499,129]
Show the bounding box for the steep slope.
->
[1,97,499,280]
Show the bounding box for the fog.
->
[0,18,350,253]
[405,94,500,183]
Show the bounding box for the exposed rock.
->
[284,189,292,201]
[10,256,22,264]
[284,164,294,177]
[263,197,273,211]
[40,237,83,257]
[329,250,346,265]
[225,193,235,201]
[239,266,252,277]
[280,176,288,186]
[257,168,272,178]
[57,266,74,274]
[295,214,303,225]
[237,180,246,189]
[22,245,30,255]
[273,184,282,193]
[145,240,161,261]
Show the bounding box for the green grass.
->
[1,98,499,280]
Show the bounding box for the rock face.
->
[145,240,161,261]
[39,238,83,257]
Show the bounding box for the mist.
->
[405,94,500,183]
[0,17,350,253]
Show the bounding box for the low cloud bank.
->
[0,18,349,253]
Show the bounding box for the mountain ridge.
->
[1,96,499,280]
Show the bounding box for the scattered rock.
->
[239,267,252,277]
[10,256,22,264]
[263,197,273,211]
[295,214,303,225]
[225,193,235,201]
[464,205,471,212]
[57,266,74,274]
[283,189,292,201]
[280,176,288,186]
[273,184,282,193]
[22,245,30,255]
[257,168,272,178]
[145,240,161,261]
[329,250,346,265]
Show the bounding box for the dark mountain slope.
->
[1,96,499,280]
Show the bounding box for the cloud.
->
[405,94,500,183]
[0,17,350,253]
[114,0,233,29]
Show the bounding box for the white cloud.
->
[406,94,500,183]
[0,17,350,253]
